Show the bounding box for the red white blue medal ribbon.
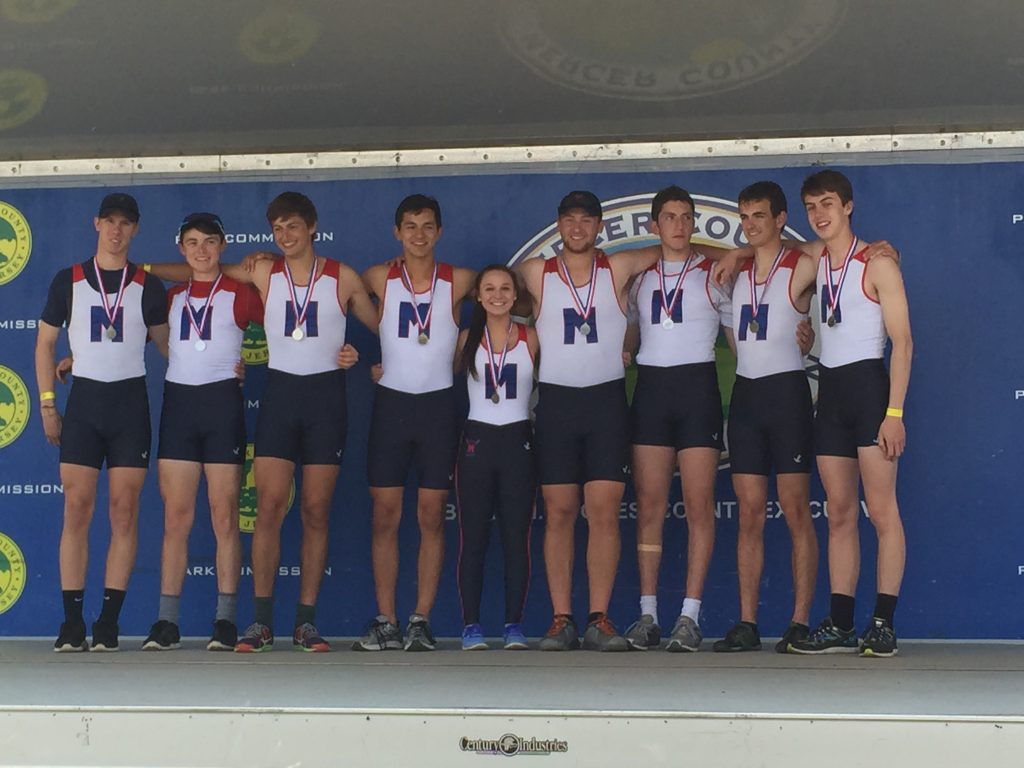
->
[823,237,859,327]
[557,255,597,335]
[658,252,695,329]
[92,258,129,340]
[483,321,512,404]
[747,245,787,333]
[400,263,438,344]
[284,257,320,340]
[184,273,222,352]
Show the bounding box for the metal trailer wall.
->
[0,142,1021,640]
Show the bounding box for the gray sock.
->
[158,594,181,625]
[216,593,237,623]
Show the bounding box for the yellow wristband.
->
[40,391,55,401]
[142,263,152,273]
[886,407,903,418]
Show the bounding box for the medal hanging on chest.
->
[657,252,694,331]
[402,263,438,345]
[284,257,320,342]
[822,237,859,329]
[747,245,786,336]
[93,258,129,342]
[558,255,598,337]
[184,273,222,352]
[484,321,512,405]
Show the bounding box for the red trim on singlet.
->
[130,266,146,287]
[72,263,85,282]
[601,252,628,318]
[855,249,881,304]
[319,258,346,316]
[270,259,285,275]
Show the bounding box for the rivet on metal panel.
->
[179,162,185,168]
[483,154,489,160]
[661,148,667,154]
[309,158,315,165]
[439,155,445,161]
[265,160,271,166]
[351,158,358,164]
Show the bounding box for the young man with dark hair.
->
[36,193,169,652]
[356,193,476,651]
[788,170,912,657]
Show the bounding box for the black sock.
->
[295,603,316,628]
[254,596,274,628]
[587,611,605,624]
[830,593,855,631]
[741,621,759,633]
[873,593,898,625]
[97,588,126,625]
[62,590,85,624]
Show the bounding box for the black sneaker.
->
[787,617,857,654]
[404,614,436,651]
[860,618,898,657]
[775,622,810,654]
[90,620,120,652]
[538,615,580,651]
[54,620,89,653]
[713,622,762,652]
[207,619,238,651]
[142,620,181,651]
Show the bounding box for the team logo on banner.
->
[241,321,269,366]
[0,531,26,614]
[500,1,846,101]
[0,69,47,130]
[238,443,295,533]
[510,192,811,468]
[0,201,31,285]
[0,0,78,23]
[0,365,29,448]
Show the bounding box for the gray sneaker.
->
[665,615,702,652]
[624,614,662,650]
[404,614,436,651]
[582,615,629,652]
[351,615,403,651]
[538,615,579,651]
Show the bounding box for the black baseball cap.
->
[178,212,226,241]
[557,190,602,218]
[97,193,140,222]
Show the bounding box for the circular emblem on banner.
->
[241,321,268,366]
[0,532,26,614]
[501,1,846,101]
[0,0,78,23]
[0,365,30,449]
[238,443,295,532]
[0,201,32,285]
[0,69,47,130]
[511,192,812,469]
[238,8,319,64]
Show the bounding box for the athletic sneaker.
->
[235,622,274,653]
[712,622,762,653]
[665,615,702,653]
[538,614,579,651]
[774,622,810,654]
[582,614,629,652]
[351,615,403,651]
[142,620,181,651]
[54,620,89,653]
[503,623,529,650]
[860,618,898,657]
[207,619,238,651]
[787,617,858,654]
[293,622,331,652]
[405,615,436,651]
[90,620,119,652]
[461,624,488,651]
[624,614,661,650]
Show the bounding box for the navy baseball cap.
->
[97,193,140,222]
[557,190,602,218]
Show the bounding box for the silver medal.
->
[827,315,836,328]
[292,328,305,341]
[105,326,117,340]
[490,391,501,404]
[749,319,760,334]
[418,332,429,345]
[194,340,207,352]
[661,317,674,330]
[578,322,591,336]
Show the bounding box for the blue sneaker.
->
[788,617,858,654]
[503,623,529,650]
[462,623,489,650]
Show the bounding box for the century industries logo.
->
[241,321,269,366]
[0,365,30,449]
[500,0,846,101]
[0,201,32,285]
[460,734,568,757]
[510,192,813,469]
[0,531,26,614]
[238,443,295,533]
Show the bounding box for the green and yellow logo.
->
[0,532,26,614]
[0,365,30,448]
[0,0,79,23]
[238,8,319,64]
[0,69,47,130]
[238,443,295,533]
[241,321,268,366]
[0,201,31,285]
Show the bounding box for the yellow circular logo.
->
[0,69,48,130]
[0,201,31,285]
[241,321,268,366]
[0,532,26,614]
[0,365,30,449]
[238,9,319,64]
[0,0,78,23]
[238,443,295,533]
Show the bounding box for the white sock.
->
[681,597,701,624]
[640,595,658,625]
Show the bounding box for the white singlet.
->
[817,247,886,368]
[465,323,534,425]
[67,262,147,382]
